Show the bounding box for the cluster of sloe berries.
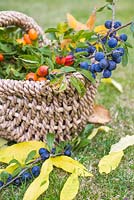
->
[0,145,72,188]
[78,20,127,78]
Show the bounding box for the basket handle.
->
[0,11,50,46]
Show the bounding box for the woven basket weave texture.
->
[0,11,97,142]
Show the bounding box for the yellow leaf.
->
[0,137,8,149]
[86,8,96,30]
[23,159,53,200]
[110,135,134,153]
[51,156,93,177]
[0,164,18,174]
[60,172,79,200]
[88,126,111,140]
[67,13,88,31]
[94,25,108,35]
[95,43,103,51]
[0,141,46,165]
[101,78,123,93]
[98,151,124,174]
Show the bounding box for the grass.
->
[0,0,134,199]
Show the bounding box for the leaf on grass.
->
[110,135,134,153]
[88,105,111,124]
[101,78,123,93]
[0,141,46,165]
[88,126,111,140]
[86,8,96,30]
[51,156,93,177]
[0,138,8,149]
[98,151,124,174]
[60,172,79,200]
[23,159,53,200]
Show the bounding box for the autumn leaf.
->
[23,159,53,200]
[86,8,96,30]
[51,156,93,177]
[60,172,79,200]
[99,135,134,174]
[98,151,124,174]
[0,163,18,174]
[110,135,134,153]
[88,126,111,140]
[94,25,108,35]
[88,105,111,124]
[101,78,123,93]
[0,141,46,165]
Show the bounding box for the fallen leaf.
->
[51,156,93,177]
[88,105,111,124]
[0,141,46,165]
[60,172,79,200]
[0,137,8,149]
[86,8,96,30]
[110,135,134,153]
[23,159,53,200]
[98,151,124,174]
[101,78,123,93]
[88,126,111,140]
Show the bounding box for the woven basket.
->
[0,11,97,142]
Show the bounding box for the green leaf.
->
[25,150,36,164]
[12,166,22,177]
[45,57,54,70]
[81,124,94,138]
[97,5,107,12]
[70,76,86,97]
[124,41,133,48]
[45,28,58,33]
[46,133,55,151]
[107,4,113,10]
[60,67,76,73]
[9,159,21,166]
[0,171,9,183]
[75,138,90,151]
[106,0,113,3]
[122,46,128,66]
[78,69,94,82]
[58,78,67,92]
[19,55,40,64]
[130,22,134,37]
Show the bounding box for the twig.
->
[112,0,116,29]
[0,157,42,191]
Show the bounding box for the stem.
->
[0,157,42,191]
[112,0,116,29]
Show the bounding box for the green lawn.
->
[0,0,134,199]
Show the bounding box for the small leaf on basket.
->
[60,172,79,200]
[88,105,111,124]
[70,76,86,97]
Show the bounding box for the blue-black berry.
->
[89,64,96,73]
[114,21,122,29]
[99,59,109,69]
[13,178,21,186]
[0,180,4,187]
[64,149,71,157]
[94,63,102,72]
[80,62,89,70]
[87,45,96,54]
[112,56,122,64]
[105,20,112,29]
[39,148,50,160]
[21,172,32,182]
[116,47,125,56]
[103,70,112,78]
[108,60,117,71]
[6,174,12,183]
[31,166,40,177]
[108,38,118,48]
[95,52,105,61]
[112,50,121,59]
[119,33,128,41]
